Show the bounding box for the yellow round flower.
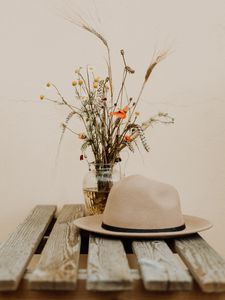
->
[94,77,100,83]
[39,95,45,100]
[78,79,83,86]
[72,80,77,86]
[46,82,51,87]
[93,82,98,89]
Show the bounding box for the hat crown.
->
[102,175,184,231]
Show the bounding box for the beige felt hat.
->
[75,175,212,237]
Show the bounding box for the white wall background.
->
[0,0,225,255]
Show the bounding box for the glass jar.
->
[83,163,122,215]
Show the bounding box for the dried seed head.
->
[75,67,82,74]
[46,82,51,87]
[39,95,45,100]
[115,157,122,162]
[78,80,83,86]
[126,66,135,74]
[78,133,87,139]
[72,80,77,86]
[120,49,124,55]
[158,112,168,117]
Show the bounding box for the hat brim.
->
[74,214,212,238]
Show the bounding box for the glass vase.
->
[83,163,122,215]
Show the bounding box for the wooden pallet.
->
[0,204,225,300]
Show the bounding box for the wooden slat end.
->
[86,280,133,291]
[28,280,77,291]
[0,279,18,291]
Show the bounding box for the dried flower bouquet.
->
[40,21,174,169]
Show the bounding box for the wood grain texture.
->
[132,240,192,291]
[0,205,56,291]
[28,204,84,291]
[174,234,225,293]
[87,235,133,291]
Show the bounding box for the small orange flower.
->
[110,106,129,119]
[124,135,132,142]
[110,110,126,119]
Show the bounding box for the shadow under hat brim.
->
[74,214,212,238]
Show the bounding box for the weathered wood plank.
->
[0,205,56,291]
[174,234,225,293]
[87,236,133,291]
[132,240,192,291]
[25,268,141,281]
[28,204,84,290]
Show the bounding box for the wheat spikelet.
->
[82,24,108,48]
[137,126,150,152]
[63,13,113,98]
[65,111,76,124]
[64,13,109,49]
[145,50,169,82]
[144,62,157,82]
[95,80,105,108]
